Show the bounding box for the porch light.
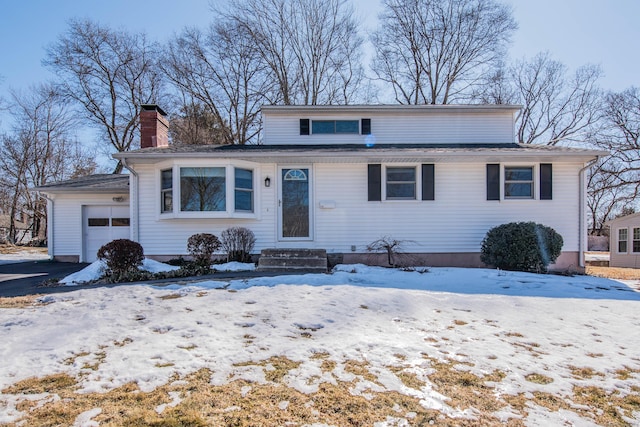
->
[264,176,271,187]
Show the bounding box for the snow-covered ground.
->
[0,248,50,265]
[1,261,639,425]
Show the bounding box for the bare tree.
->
[168,101,229,145]
[163,21,271,145]
[0,84,95,243]
[222,0,365,105]
[587,159,639,235]
[586,87,640,233]
[512,53,603,145]
[43,19,164,172]
[372,0,517,105]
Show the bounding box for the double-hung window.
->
[234,168,254,212]
[161,169,173,213]
[633,228,640,253]
[619,228,628,253]
[504,166,534,199]
[386,167,416,200]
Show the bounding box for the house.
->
[35,104,606,270]
[605,212,640,268]
[0,212,32,244]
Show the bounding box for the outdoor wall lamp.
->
[264,176,271,187]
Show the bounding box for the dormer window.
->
[299,118,371,135]
[312,120,359,134]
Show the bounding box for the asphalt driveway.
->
[0,260,90,297]
[0,260,304,297]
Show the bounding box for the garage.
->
[83,205,130,262]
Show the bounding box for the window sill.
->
[159,212,258,220]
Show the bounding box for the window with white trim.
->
[161,165,256,216]
[618,228,628,253]
[161,169,173,213]
[504,166,533,199]
[180,167,226,212]
[311,120,359,134]
[633,227,640,253]
[386,166,416,200]
[234,168,254,212]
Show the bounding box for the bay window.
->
[161,164,256,216]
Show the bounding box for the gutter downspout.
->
[38,192,54,261]
[121,158,139,243]
[579,156,601,268]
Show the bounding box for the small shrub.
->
[480,222,563,272]
[187,233,221,268]
[366,236,417,267]
[97,239,144,281]
[221,227,256,262]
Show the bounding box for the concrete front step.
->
[257,248,328,273]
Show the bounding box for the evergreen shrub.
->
[480,222,563,272]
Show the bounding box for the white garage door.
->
[83,205,130,262]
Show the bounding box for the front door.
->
[279,167,312,240]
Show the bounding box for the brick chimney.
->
[140,104,169,149]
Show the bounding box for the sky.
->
[0,0,639,114]
[0,258,639,424]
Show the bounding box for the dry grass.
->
[0,244,47,255]
[0,295,47,309]
[587,265,640,280]
[3,353,638,427]
[524,373,554,385]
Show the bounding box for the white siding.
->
[134,160,582,258]
[313,162,581,254]
[606,214,640,268]
[263,111,515,145]
[49,193,130,260]
[136,163,278,256]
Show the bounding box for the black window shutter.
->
[361,118,371,135]
[422,164,435,201]
[300,119,310,135]
[486,164,500,201]
[540,163,553,200]
[368,164,382,201]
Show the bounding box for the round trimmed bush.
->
[187,233,221,267]
[480,222,563,272]
[97,239,144,279]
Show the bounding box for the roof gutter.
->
[578,156,602,268]
[37,192,55,261]
[120,157,139,243]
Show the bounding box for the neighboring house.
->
[605,213,640,268]
[0,213,33,244]
[36,104,606,269]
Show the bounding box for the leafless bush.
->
[366,236,417,268]
[221,227,255,263]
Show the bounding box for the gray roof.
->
[113,143,608,164]
[34,174,129,193]
[261,104,523,114]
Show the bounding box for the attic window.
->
[312,120,359,134]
